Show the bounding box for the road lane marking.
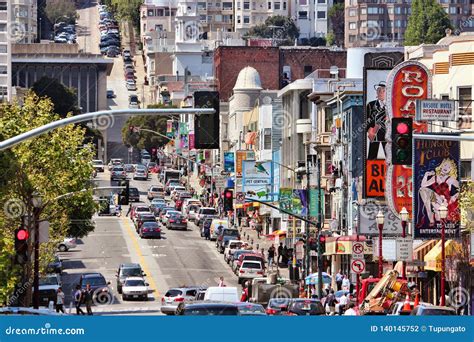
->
[121,217,160,297]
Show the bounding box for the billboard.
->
[235,150,255,177]
[385,61,432,219]
[416,100,456,122]
[308,188,324,218]
[278,188,308,216]
[224,152,235,172]
[358,201,403,236]
[242,160,273,202]
[413,137,460,239]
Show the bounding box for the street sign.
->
[396,238,413,261]
[351,259,365,274]
[214,176,226,189]
[416,99,456,121]
[352,242,365,260]
[295,241,304,260]
[372,239,397,261]
[236,192,245,203]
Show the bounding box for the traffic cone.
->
[413,293,419,307]
[402,293,411,311]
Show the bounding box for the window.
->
[300,0,308,4]
[215,2,221,8]
[237,1,241,10]
[395,7,401,14]
[0,65,6,74]
[237,15,241,23]
[324,109,332,132]
[223,2,232,9]
[208,15,213,21]
[0,23,6,31]
[263,128,272,150]
[349,22,357,30]
[349,35,356,42]
[243,16,250,23]
[461,161,471,180]
[268,1,272,9]
[147,9,154,16]
[318,0,326,3]
[360,21,367,28]
[387,7,394,14]
[0,45,7,53]
[324,193,331,219]
[244,1,250,9]
[349,9,356,16]
[274,2,281,10]
[0,2,6,11]
[324,151,332,175]
[360,8,367,15]
[458,87,472,129]
[298,11,308,19]
[368,7,378,14]
[387,20,392,28]
[200,14,207,21]
[450,6,457,14]
[283,1,287,10]
[198,2,207,10]
[317,11,326,19]
[304,65,313,77]
[215,14,222,22]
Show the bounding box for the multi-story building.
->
[0,0,11,102]
[345,0,474,48]
[198,1,234,32]
[140,0,177,43]
[11,0,37,44]
[234,0,289,35]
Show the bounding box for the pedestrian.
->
[344,302,358,316]
[55,287,65,313]
[338,291,349,315]
[126,204,133,217]
[326,289,336,315]
[74,285,85,315]
[116,204,122,217]
[240,281,249,302]
[204,224,210,240]
[310,285,318,299]
[84,283,94,316]
[218,276,226,287]
[342,274,351,291]
[268,244,276,269]
[282,245,288,266]
[256,224,263,239]
[336,269,343,291]
[277,242,283,265]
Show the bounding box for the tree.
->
[309,37,327,47]
[32,76,79,117]
[246,16,299,46]
[405,0,452,45]
[44,0,78,25]
[109,0,143,32]
[328,3,345,47]
[0,93,96,305]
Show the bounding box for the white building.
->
[11,0,37,44]
[0,1,11,102]
[140,0,177,41]
[234,0,289,35]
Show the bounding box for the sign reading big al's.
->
[385,61,432,219]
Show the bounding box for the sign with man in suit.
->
[366,81,387,160]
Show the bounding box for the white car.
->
[238,260,265,284]
[224,240,244,263]
[58,238,76,252]
[126,81,137,91]
[121,277,149,301]
[162,210,180,225]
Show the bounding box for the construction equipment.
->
[247,273,299,306]
[360,270,410,315]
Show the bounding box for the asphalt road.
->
[58,169,237,315]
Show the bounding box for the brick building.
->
[214,46,347,101]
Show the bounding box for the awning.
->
[414,239,437,261]
[243,202,260,208]
[235,204,243,209]
[424,240,462,272]
[305,272,332,285]
[268,230,287,237]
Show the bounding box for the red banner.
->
[385,61,432,219]
[366,160,386,197]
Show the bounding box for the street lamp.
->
[437,204,448,306]
[31,192,43,309]
[376,210,384,278]
[400,207,409,280]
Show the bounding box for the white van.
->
[181,198,202,216]
[210,219,228,240]
[204,286,239,303]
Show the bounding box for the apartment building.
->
[345,0,474,48]
[0,1,11,102]
[198,1,234,32]
[140,0,177,42]
[11,0,37,44]
[234,0,289,34]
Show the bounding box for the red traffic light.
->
[225,191,233,198]
[17,229,29,240]
[396,122,409,134]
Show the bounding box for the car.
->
[178,303,240,316]
[203,286,239,302]
[165,179,181,195]
[79,273,111,304]
[122,277,149,301]
[130,205,152,221]
[129,95,139,109]
[124,65,135,72]
[216,228,240,253]
[286,299,326,316]
[266,298,292,315]
[135,213,156,232]
[162,210,181,225]
[133,169,148,180]
[174,192,192,211]
[157,206,176,221]
[181,199,202,215]
[209,219,228,240]
[147,162,157,172]
[36,274,62,306]
[58,237,76,252]
[125,74,136,82]
[161,287,203,315]
[129,187,140,202]
[126,81,137,91]
[124,164,135,173]
[139,221,161,239]
[106,89,116,98]
[147,185,165,200]
[92,159,105,172]
[230,249,258,272]
[387,301,433,315]
[409,304,456,315]
[196,207,218,226]
[170,186,186,201]
[166,212,187,230]
[199,216,218,237]
[223,240,244,263]
[124,71,136,79]
[236,303,267,316]
[107,47,120,58]
[46,255,63,274]
[233,252,265,275]
[108,158,123,170]
[111,166,127,181]
[185,204,201,221]
[237,260,265,283]
[116,263,145,294]
[123,49,132,58]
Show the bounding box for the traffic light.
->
[14,228,29,265]
[223,188,234,211]
[194,91,220,149]
[118,179,129,205]
[391,117,413,165]
[318,234,326,255]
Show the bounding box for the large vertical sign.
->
[278,188,307,216]
[242,160,273,201]
[308,188,324,217]
[224,152,235,172]
[413,137,460,239]
[385,61,432,219]
[235,150,255,177]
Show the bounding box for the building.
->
[198,0,234,33]
[0,1,11,102]
[344,0,474,48]
[234,0,289,35]
[11,43,113,112]
[140,0,177,41]
[11,0,37,44]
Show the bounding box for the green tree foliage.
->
[44,0,78,25]
[0,93,96,304]
[108,0,143,32]
[246,16,299,46]
[32,76,79,117]
[328,3,345,47]
[405,0,452,45]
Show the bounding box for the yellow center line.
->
[121,217,160,298]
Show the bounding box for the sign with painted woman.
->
[413,137,460,239]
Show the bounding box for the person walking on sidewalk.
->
[84,284,94,316]
[277,243,283,265]
[74,285,85,315]
[268,244,276,269]
[218,276,226,287]
[55,287,65,313]
[335,270,343,291]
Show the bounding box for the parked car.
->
[203,286,239,302]
[106,89,116,98]
[129,95,139,109]
[129,187,140,202]
[196,207,218,226]
[36,274,62,306]
[79,273,111,304]
[139,221,161,239]
[116,263,145,294]
[47,255,63,274]
[58,237,76,252]
[110,166,127,181]
[286,299,325,316]
[107,46,120,58]
[122,277,149,301]
[126,82,137,91]
[92,159,104,172]
[216,228,240,253]
[238,260,265,283]
[161,287,203,315]
[266,298,292,315]
[166,212,187,230]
